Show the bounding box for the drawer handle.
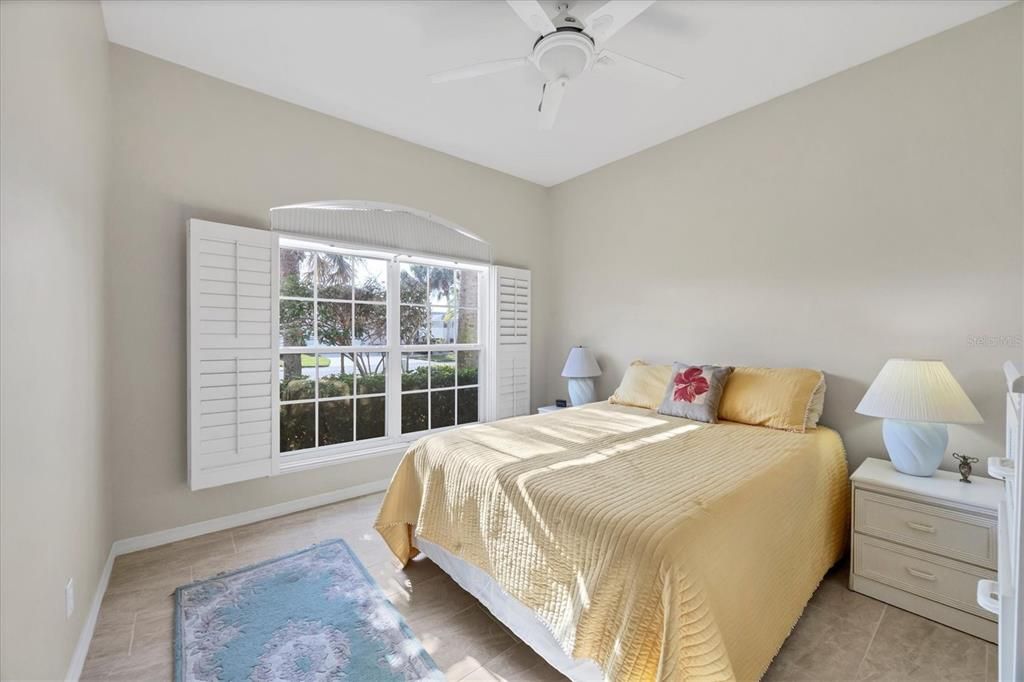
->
[976,579,1000,615]
[906,566,937,581]
[906,521,936,533]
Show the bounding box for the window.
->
[187,216,529,491]
[277,240,484,464]
[398,263,481,434]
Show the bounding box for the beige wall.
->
[546,5,1023,476]
[106,45,551,539]
[0,2,113,679]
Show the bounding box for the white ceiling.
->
[101,0,1011,187]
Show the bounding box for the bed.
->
[375,401,849,681]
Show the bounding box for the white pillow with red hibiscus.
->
[656,362,734,423]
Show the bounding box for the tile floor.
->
[82,492,997,681]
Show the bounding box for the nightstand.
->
[849,457,1002,642]
[537,405,567,414]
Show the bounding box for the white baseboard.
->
[65,547,115,682]
[67,479,389,680]
[111,479,390,555]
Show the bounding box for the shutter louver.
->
[490,266,531,419]
[188,220,279,490]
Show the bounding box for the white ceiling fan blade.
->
[506,0,556,35]
[430,57,529,84]
[538,77,568,130]
[583,0,655,42]
[596,49,683,89]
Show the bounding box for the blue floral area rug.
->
[174,539,442,681]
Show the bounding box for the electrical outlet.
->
[65,578,74,620]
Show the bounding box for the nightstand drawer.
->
[854,489,996,569]
[853,534,996,620]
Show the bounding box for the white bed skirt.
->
[415,536,604,682]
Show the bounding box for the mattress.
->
[376,402,849,681]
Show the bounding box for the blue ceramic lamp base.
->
[567,378,596,406]
[882,419,948,477]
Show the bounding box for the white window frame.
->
[393,257,485,437]
[275,235,490,472]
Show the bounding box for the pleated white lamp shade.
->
[855,359,983,424]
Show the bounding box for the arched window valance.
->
[269,201,492,264]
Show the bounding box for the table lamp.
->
[562,346,601,406]
[855,359,983,476]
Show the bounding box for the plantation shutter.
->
[490,266,531,419]
[188,219,279,490]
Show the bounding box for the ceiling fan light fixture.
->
[533,32,595,80]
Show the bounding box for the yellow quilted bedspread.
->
[375,402,849,681]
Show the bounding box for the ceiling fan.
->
[430,0,682,130]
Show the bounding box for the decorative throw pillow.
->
[609,361,673,410]
[805,376,827,429]
[657,363,734,423]
[718,367,825,433]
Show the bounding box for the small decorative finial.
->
[952,453,979,483]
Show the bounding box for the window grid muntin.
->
[279,247,389,350]
[399,263,480,346]
[398,348,480,434]
[278,349,388,453]
[279,246,390,455]
[279,245,486,462]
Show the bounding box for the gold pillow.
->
[718,367,825,433]
[805,377,827,429]
[609,361,673,410]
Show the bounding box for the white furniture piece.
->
[537,404,567,414]
[850,457,1000,643]
[977,362,1022,681]
[561,346,601,406]
[855,359,983,477]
